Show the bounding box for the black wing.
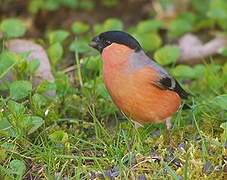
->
[128,50,189,99]
[157,76,189,99]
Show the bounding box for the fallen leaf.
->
[6,39,55,96]
[178,33,227,64]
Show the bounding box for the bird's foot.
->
[165,117,172,130]
[165,117,176,146]
[133,121,143,129]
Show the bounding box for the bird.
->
[89,31,189,129]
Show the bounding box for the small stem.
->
[0,36,5,52]
[192,98,208,162]
[75,51,83,87]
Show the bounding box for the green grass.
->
[1,0,227,178]
[1,75,227,179]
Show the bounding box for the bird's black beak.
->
[89,41,98,48]
[89,36,104,53]
[89,36,100,49]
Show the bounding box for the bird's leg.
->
[134,121,143,129]
[128,120,143,152]
[165,117,175,146]
[165,117,172,130]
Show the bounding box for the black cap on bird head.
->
[89,31,142,53]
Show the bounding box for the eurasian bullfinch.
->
[89,31,189,129]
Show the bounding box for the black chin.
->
[97,45,104,53]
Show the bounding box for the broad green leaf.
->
[94,24,103,34]
[218,47,227,56]
[49,130,68,143]
[71,22,90,34]
[55,73,70,97]
[8,100,26,118]
[208,0,227,30]
[96,82,110,99]
[204,64,223,90]
[207,0,227,19]
[0,51,17,78]
[0,18,27,38]
[0,118,16,137]
[94,18,123,33]
[154,45,180,65]
[136,20,163,33]
[178,12,196,24]
[172,64,205,79]
[84,56,101,71]
[1,142,15,151]
[79,0,95,10]
[23,116,44,134]
[9,159,26,176]
[27,59,40,74]
[28,0,44,14]
[134,33,162,51]
[10,81,32,100]
[48,42,63,64]
[32,93,47,108]
[0,118,10,131]
[193,65,206,78]
[172,65,195,79]
[194,19,215,31]
[45,0,60,11]
[62,0,79,7]
[191,0,210,14]
[48,30,69,44]
[169,19,192,37]
[103,18,123,31]
[206,64,221,73]
[36,81,56,94]
[69,39,90,53]
[208,8,227,19]
[212,94,227,110]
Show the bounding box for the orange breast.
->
[102,44,181,124]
